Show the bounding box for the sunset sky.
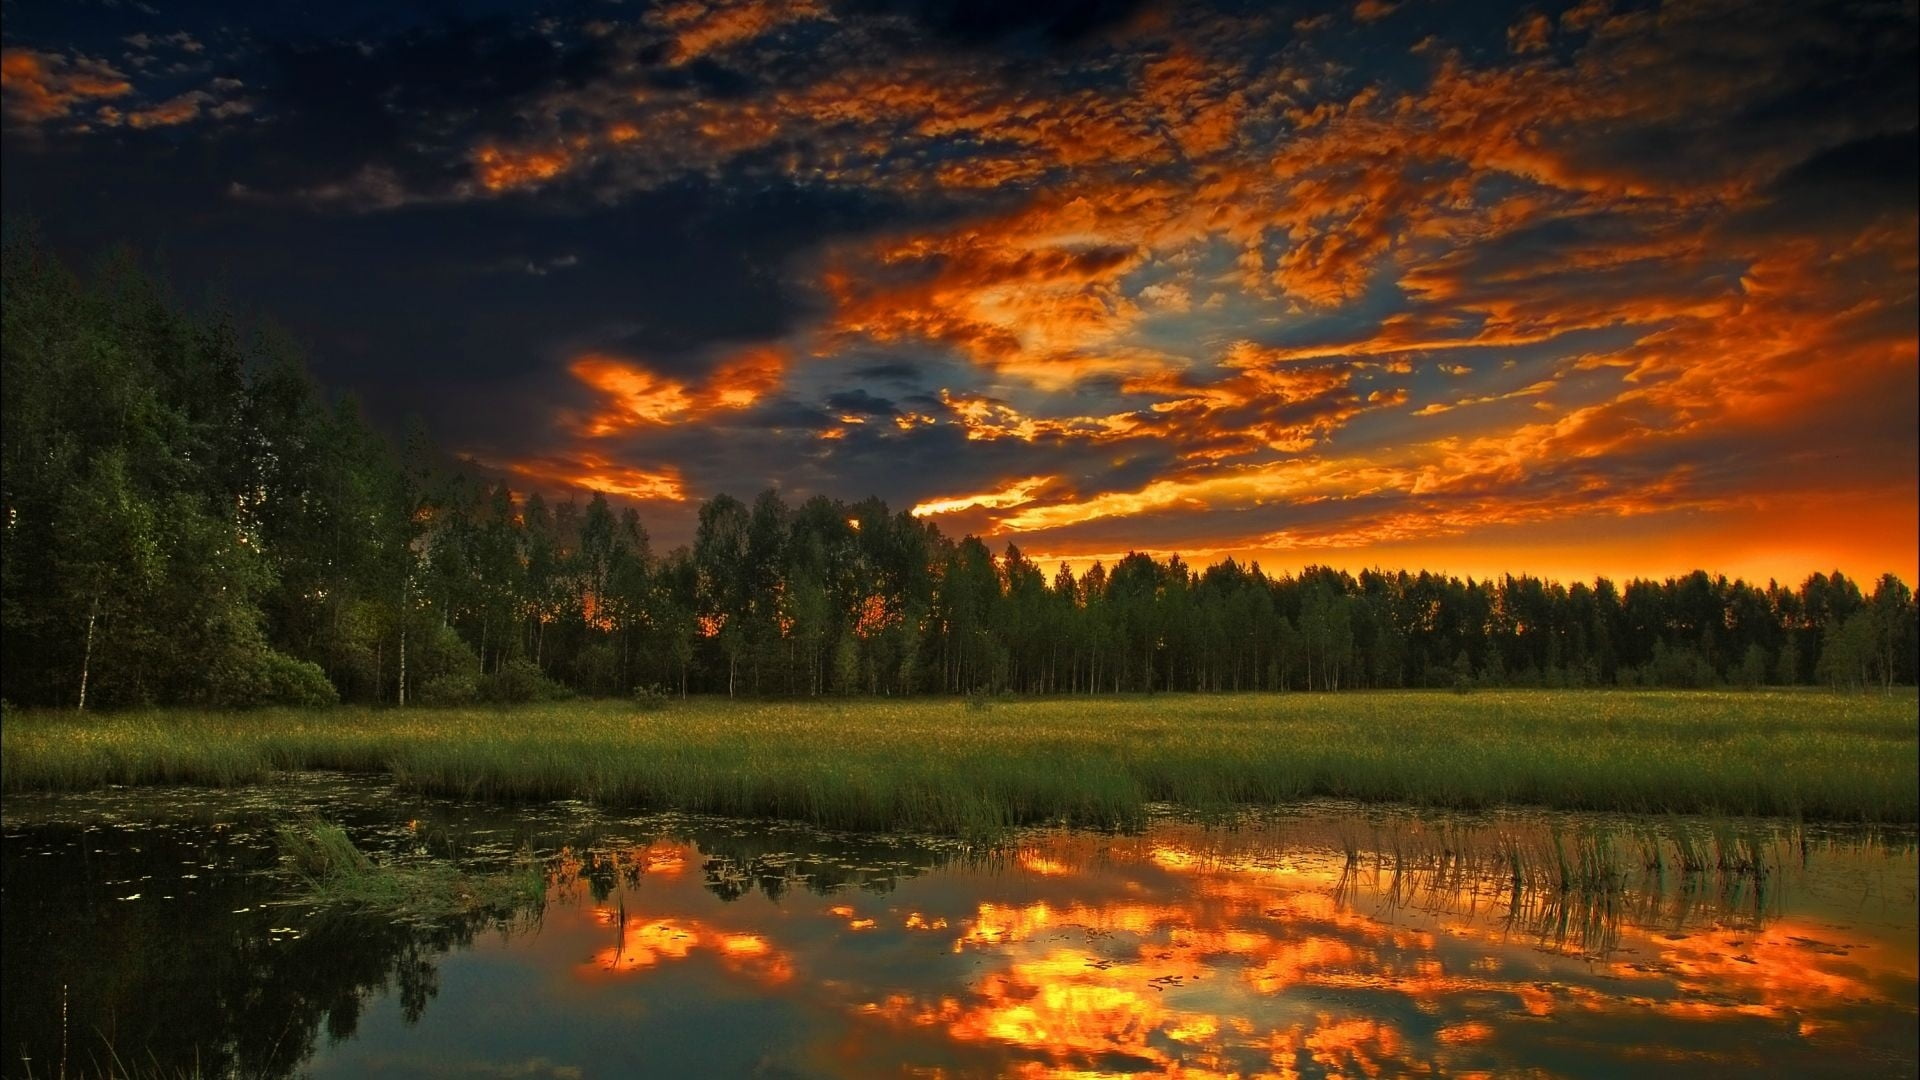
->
[4,0,1914,584]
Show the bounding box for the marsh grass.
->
[274,819,545,923]
[5,690,1914,835]
[1318,814,1825,956]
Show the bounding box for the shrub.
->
[477,658,565,705]
[257,652,340,706]
[574,643,620,696]
[416,673,478,706]
[1646,641,1717,689]
[412,624,481,684]
[204,646,339,707]
[631,684,673,712]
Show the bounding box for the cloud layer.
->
[4,0,1913,581]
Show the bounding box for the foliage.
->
[415,673,479,707]
[251,653,342,707]
[409,624,480,688]
[476,657,565,705]
[1818,611,1879,690]
[631,684,673,712]
[3,235,1916,708]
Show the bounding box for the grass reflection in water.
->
[4,783,1913,1078]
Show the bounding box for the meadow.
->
[4,690,1914,835]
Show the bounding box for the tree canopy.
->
[4,235,1914,708]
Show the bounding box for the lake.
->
[3,775,1914,1078]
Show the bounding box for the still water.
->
[3,776,1914,1078]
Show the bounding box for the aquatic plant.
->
[273,819,545,924]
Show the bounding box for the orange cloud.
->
[0,48,130,123]
[706,345,786,408]
[472,143,573,191]
[1353,0,1400,23]
[124,90,211,129]
[1412,376,1559,417]
[936,390,1144,445]
[824,215,1161,389]
[499,451,687,501]
[571,355,696,432]
[422,1,1911,583]
[1115,343,1410,458]
[646,0,826,65]
[997,458,1398,533]
[569,345,787,436]
[1508,12,1553,54]
[911,476,1058,518]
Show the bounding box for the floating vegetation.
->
[273,818,545,926]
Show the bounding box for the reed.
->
[5,689,1914,834]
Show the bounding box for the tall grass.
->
[4,690,1914,834]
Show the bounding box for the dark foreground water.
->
[3,777,1914,1079]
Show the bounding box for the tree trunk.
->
[77,597,98,712]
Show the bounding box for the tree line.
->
[4,234,1915,709]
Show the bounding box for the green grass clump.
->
[4,690,1915,834]
[274,819,544,921]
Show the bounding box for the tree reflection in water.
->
[2,787,1913,1079]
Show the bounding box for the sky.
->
[3,0,1915,585]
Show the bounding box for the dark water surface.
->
[3,776,1914,1078]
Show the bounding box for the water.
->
[3,776,1914,1078]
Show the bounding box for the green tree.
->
[1817,611,1877,690]
[55,451,161,709]
[1868,575,1917,692]
[694,494,752,695]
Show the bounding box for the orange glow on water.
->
[486,818,1912,1077]
[582,914,793,985]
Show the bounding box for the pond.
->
[3,776,1914,1078]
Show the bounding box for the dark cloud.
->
[850,361,924,384]
[825,389,899,416]
[241,20,618,193]
[1731,130,1920,237]
[840,0,1160,51]
[1545,1,1918,195]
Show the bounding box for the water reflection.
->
[2,780,1914,1079]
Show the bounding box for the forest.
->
[4,233,1916,710]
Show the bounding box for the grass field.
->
[3,691,1914,833]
